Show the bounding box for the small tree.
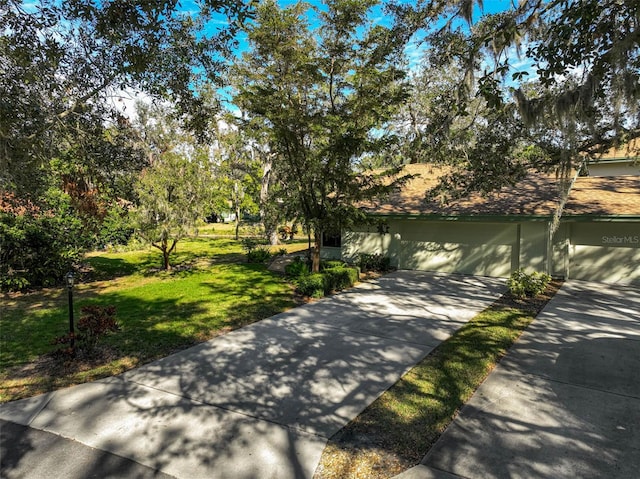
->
[134,151,211,270]
[212,127,261,240]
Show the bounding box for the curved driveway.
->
[1,271,505,479]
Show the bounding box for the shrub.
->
[508,269,551,298]
[97,206,134,249]
[297,273,325,298]
[77,305,120,351]
[295,265,359,298]
[241,237,258,254]
[322,266,359,293]
[321,260,346,270]
[0,210,84,292]
[53,305,119,355]
[358,253,391,273]
[247,246,272,263]
[285,257,309,277]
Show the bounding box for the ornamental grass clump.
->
[285,256,310,277]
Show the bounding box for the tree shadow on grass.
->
[83,238,248,281]
[1,270,514,479]
[1,264,298,403]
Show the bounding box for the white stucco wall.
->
[396,221,518,276]
[343,220,521,277]
[519,222,549,273]
[341,225,391,261]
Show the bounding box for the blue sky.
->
[180,0,517,62]
[110,0,524,114]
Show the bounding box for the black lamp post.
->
[65,271,75,351]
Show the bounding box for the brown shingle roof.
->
[362,164,640,218]
[564,176,640,216]
[364,164,564,217]
[597,138,640,160]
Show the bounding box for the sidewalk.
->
[0,271,505,479]
[397,280,640,479]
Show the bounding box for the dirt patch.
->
[6,345,122,380]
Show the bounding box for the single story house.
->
[323,158,640,285]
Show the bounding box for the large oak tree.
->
[387,0,640,196]
[1,0,252,199]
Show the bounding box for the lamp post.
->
[65,271,75,351]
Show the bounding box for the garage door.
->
[397,221,518,277]
[569,223,640,284]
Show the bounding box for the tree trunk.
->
[269,228,279,246]
[235,203,241,240]
[312,230,322,272]
[259,155,279,245]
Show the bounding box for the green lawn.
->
[0,237,307,403]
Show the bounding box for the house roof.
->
[363,163,640,218]
[596,138,640,161]
[563,176,640,216]
[363,163,564,217]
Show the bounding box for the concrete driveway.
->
[0,271,505,479]
[398,280,640,479]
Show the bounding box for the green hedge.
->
[357,253,391,272]
[296,265,359,298]
[297,273,325,298]
[322,266,359,293]
[321,260,346,270]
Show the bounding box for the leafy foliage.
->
[134,150,211,270]
[1,0,252,197]
[295,264,358,298]
[246,246,272,263]
[508,269,552,299]
[211,125,262,240]
[77,305,120,352]
[322,266,359,293]
[357,253,391,273]
[387,0,640,198]
[133,103,215,270]
[285,257,310,278]
[0,206,84,292]
[96,204,135,249]
[234,0,411,271]
[321,260,347,271]
[297,273,326,298]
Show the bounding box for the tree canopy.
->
[234,0,410,270]
[387,0,640,196]
[133,103,214,270]
[1,0,253,198]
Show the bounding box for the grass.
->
[313,281,561,479]
[0,237,308,403]
[1,236,558,477]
